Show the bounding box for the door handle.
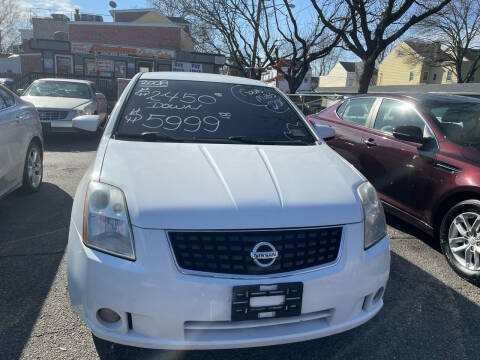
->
[364,138,377,147]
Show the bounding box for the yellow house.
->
[377,41,480,85]
[110,8,194,52]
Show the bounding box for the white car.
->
[67,72,390,350]
[0,84,44,198]
[20,78,107,133]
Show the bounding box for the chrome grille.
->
[38,110,69,121]
[168,227,343,276]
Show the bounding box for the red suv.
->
[312,94,480,284]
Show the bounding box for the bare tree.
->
[0,0,23,52]
[418,0,480,83]
[150,0,344,91]
[311,0,453,93]
[151,0,273,78]
[149,0,189,17]
[257,0,343,93]
[376,39,401,66]
[311,47,342,76]
[149,0,222,54]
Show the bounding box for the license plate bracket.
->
[231,282,303,321]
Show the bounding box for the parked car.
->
[19,78,107,134]
[312,93,480,284]
[67,72,390,350]
[0,78,14,90]
[0,84,43,199]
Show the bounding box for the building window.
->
[115,61,127,78]
[397,50,404,57]
[446,70,453,81]
[433,73,437,81]
[157,63,171,72]
[409,71,414,82]
[422,71,429,81]
[84,58,114,77]
[85,58,96,76]
[54,54,73,74]
[137,60,154,73]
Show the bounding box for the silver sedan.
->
[0,84,43,199]
[20,79,107,134]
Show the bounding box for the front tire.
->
[440,200,480,285]
[21,141,43,193]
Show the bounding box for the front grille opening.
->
[38,110,69,121]
[169,227,342,276]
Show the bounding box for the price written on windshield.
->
[142,114,222,132]
[134,87,218,107]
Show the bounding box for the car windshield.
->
[25,81,91,99]
[419,99,480,146]
[115,79,316,145]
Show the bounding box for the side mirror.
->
[72,115,100,132]
[392,125,424,144]
[314,124,335,141]
[16,89,24,96]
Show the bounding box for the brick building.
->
[20,8,225,77]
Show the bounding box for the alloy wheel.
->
[27,147,42,189]
[448,212,480,271]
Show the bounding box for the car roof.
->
[349,93,480,104]
[33,78,93,85]
[140,72,268,87]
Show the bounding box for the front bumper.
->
[38,109,94,134]
[67,222,390,350]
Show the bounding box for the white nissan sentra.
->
[67,72,390,350]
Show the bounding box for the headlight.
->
[83,181,135,260]
[357,182,387,249]
[74,102,94,116]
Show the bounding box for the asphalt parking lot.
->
[0,133,479,360]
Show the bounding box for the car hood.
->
[21,96,90,109]
[100,140,365,230]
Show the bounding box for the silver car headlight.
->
[357,182,387,249]
[74,102,95,116]
[83,181,135,260]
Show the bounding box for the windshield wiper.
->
[140,132,185,142]
[114,133,311,145]
[227,136,312,145]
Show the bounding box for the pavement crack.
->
[21,227,68,240]
[0,250,65,259]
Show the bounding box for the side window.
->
[0,95,6,111]
[374,98,430,136]
[91,84,97,95]
[0,88,15,108]
[339,98,376,127]
[336,100,348,117]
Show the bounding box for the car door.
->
[0,87,25,196]
[316,97,379,173]
[360,97,437,221]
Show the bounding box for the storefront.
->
[25,33,225,78]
